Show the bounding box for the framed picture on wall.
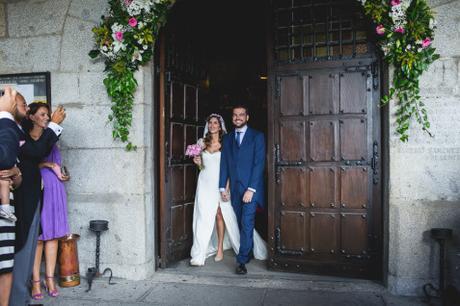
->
[0,72,51,106]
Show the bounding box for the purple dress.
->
[38,145,70,241]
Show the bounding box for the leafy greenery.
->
[89,0,173,150]
[360,0,440,141]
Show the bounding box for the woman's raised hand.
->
[193,156,202,167]
[51,105,66,124]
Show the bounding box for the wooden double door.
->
[158,0,383,279]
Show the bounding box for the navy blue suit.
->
[0,118,20,169]
[219,126,266,264]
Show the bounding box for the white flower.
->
[125,0,154,16]
[112,40,127,53]
[132,49,143,62]
[406,44,412,50]
[102,45,108,52]
[143,44,148,50]
[417,47,423,52]
[137,21,145,29]
[429,18,436,30]
[111,22,124,34]
[137,39,143,44]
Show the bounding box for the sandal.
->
[30,279,44,300]
[44,276,59,297]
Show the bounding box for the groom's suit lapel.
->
[230,131,239,156]
[239,127,252,149]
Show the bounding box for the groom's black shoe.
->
[236,264,247,275]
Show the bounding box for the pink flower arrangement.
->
[185,144,202,157]
[394,27,405,34]
[391,0,401,6]
[128,17,137,27]
[376,25,385,35]
[186,143,204,170]
[422,37,432,48]
[115,31,124,41]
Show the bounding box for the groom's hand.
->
[220,191,229,202]
[242,190,254,203]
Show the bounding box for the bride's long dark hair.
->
[203,114,224,149]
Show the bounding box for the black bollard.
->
[423,228,453,305]
[86,220,114,292]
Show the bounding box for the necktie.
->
[236,131,241,146]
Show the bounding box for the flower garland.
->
[358,0,440,141]
[89,0,173,150]
[90,0,439,148]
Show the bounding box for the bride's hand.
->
[193,156,202,167]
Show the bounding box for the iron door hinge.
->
[371,141,379,184]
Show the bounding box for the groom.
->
[219,105,266,275]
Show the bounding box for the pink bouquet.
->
[185,143,202,157]
[185,142,204,170]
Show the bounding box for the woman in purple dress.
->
[26,103,70,300]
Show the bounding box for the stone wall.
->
[0,0,157,280]
[1,0,460,296]
[387,0,460,295]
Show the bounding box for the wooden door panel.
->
[280,167,308,209]
[340,119,367,161]
[308,73,338,115]
[185,85,197,120]
[280,121,306,162]
[310,213,338,253]
[184,165,197,202]
[171,81,184,119]
[170,167,184,203]
[171,124,184,160]
[171,205,184,241]
[185,125,197,151]
[340,72,368,114]
[197,126,204,140]
[309,167,338,209]
[341,213,368,255]
[269,0,382,279]
[309,120,337,162]
[340,167,369,209]
[280,211,307,252]
[184,203,194,240]
[280,75,303,116]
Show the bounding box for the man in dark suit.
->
[0,86,21,306]
[0,87,20,169]
[6,93,65,306]
[219,105,266,275]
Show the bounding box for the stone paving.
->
[32,251,429,306]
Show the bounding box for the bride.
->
[190,114,267,266]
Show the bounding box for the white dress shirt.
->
[235,125,248,145]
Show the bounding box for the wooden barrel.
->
[58,234,80,287]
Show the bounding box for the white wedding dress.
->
[190,150,268,266]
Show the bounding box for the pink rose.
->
[124,0,133,6]
[422,37,432,48]
[376,25,385,35]
[394,27,405,34]
[115,31,123,41]
[128,17,137,27]
[391,0,401,6]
